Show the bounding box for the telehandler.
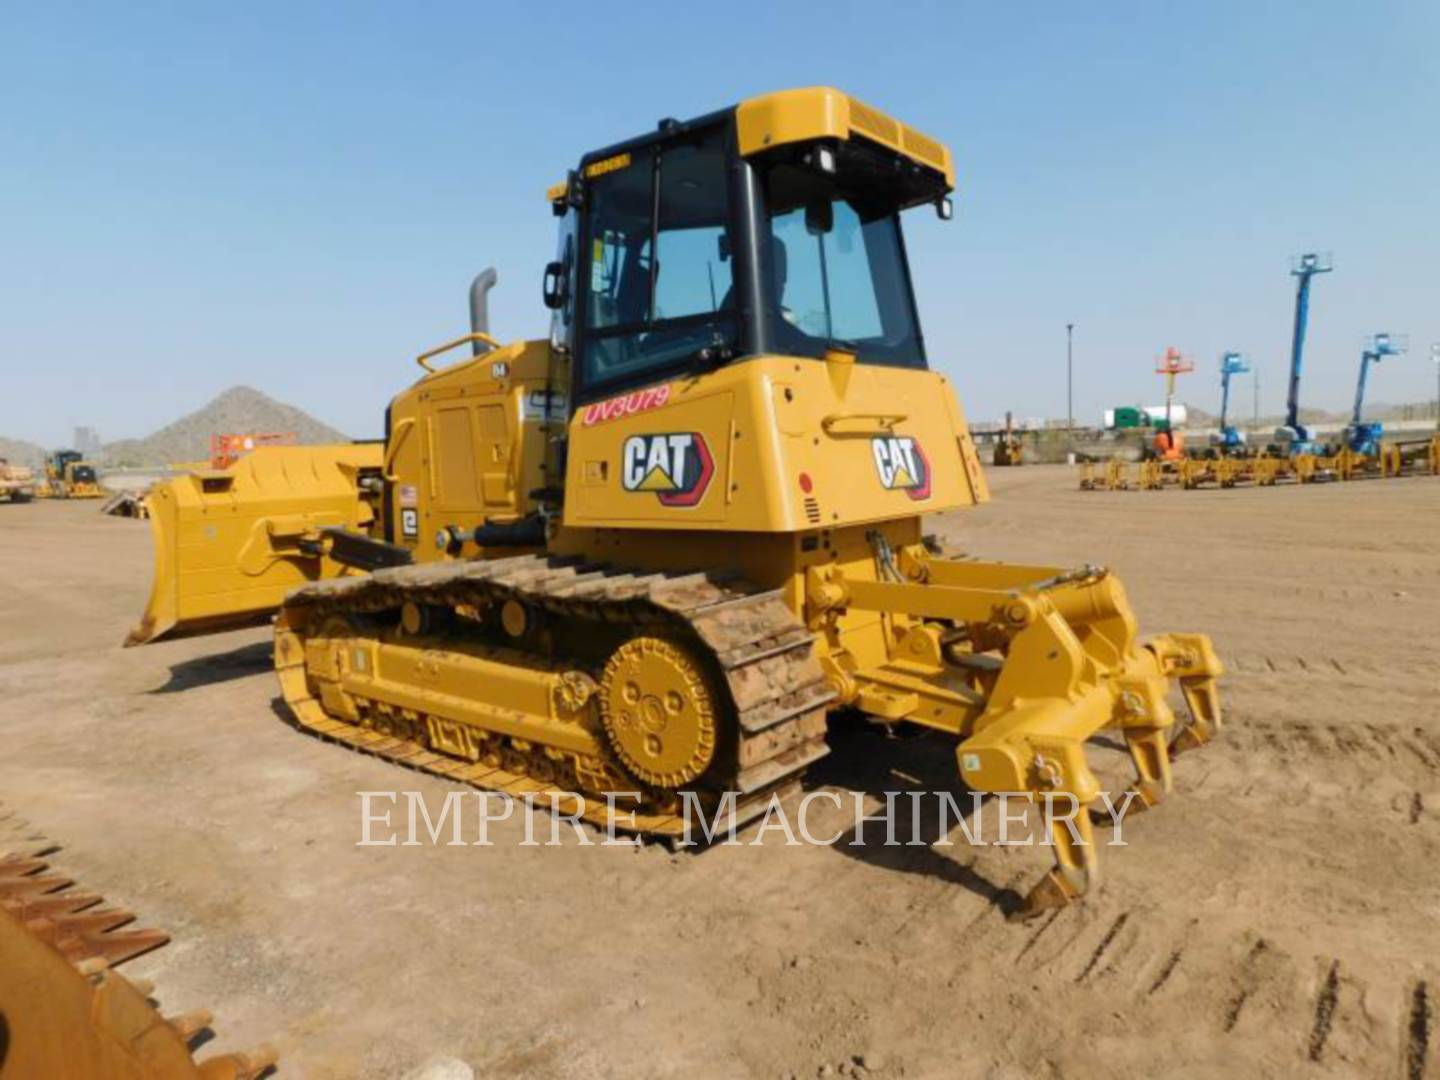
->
[129,88,1222,917]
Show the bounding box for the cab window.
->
[580,126,736,396]
[760,159,926,369]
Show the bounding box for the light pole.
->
[1252,362,1260,430]
[1066,323,1074,447]
[1432,343,1440,430]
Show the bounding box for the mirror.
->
[804,198,834,236]
[935,196,954,221]
[542,261,567,310]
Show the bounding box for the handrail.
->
[416,331,503,373]
[382,417,415,481]
[821,412,909,436]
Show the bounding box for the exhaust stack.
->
[469,268,499,354]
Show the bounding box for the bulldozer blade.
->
[126,442,384,646]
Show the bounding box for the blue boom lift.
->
[1344,333,1406,456]
[1213,351,1252,454]
[1275,253,1333,454]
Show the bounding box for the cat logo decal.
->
[871,436,931,501]
[621,433,714,507]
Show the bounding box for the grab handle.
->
[416,332,502,373]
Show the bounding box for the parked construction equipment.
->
[1276,252,1333,455]
[1150,348,1193,461]
[1343,333,1406,457]
[100,489,151,518]
[1079,431,1440,491]
[992,411,1025,465]
[209,431,297,470]
[1212,352,1251,454]
[126,88,1223,917]
[38,449,103,499]
[0,459,36,503]
[1079,249,1440,492]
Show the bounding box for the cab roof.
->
[549,87,955,200]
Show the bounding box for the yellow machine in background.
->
[992,411,1025,466]
[130,88,1223,917]
[39,449,104,499]
[0,458,37,502]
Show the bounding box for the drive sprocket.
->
[598,636,720,789]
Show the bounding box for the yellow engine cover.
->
[563,354,988,532]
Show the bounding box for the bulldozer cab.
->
[545,88,955,409]
[48,450,82,476]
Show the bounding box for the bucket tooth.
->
[2,889,103,918]
[0,855,50,876]
[0,871,73,897]
[74,955,111,977]
[60,925,172,967]
[46,906,138,936]
[197,1044,281,1080]
[0,835,56,859]
[166,1008,215,1041]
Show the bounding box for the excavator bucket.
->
[126,443,384,646]
[0,807,277,1079]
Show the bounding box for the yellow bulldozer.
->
[127,88,1222,917]
[39,449,104,499]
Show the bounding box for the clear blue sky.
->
[4,1,1437,446]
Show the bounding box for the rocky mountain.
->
[101,386,350,467]
[0,437,45,468]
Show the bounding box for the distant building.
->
[73,426,101,456]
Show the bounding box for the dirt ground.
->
[2,466,1437,1079]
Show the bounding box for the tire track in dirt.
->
[1148,949,1183,995]
[1406,980,1431,1080]
[1307,959,1341,1061]
[1015,909,1061,962]
[955,877,1430,1076]
[1222,939,1271,1033]
[1223,652,1435,683]
[1221,717,1440,780]
[1074,912,1129,983]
